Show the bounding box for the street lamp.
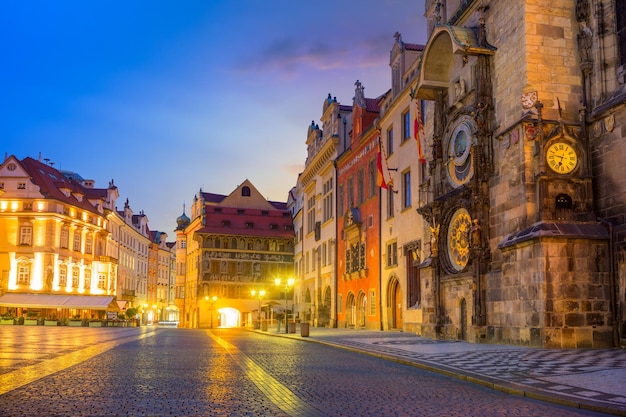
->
[251,289,266,329]
[205,295,217,328]
[275,277,294,334]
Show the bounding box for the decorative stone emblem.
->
[593,121,603,138]
[521,91,537,109]
[511,127,519,145]
[605,114,615,132]
[524,123,537,141]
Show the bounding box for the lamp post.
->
[275,278,294,334]
[251,289,266,329]
[205,295,217,328]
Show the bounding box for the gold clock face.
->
[446,208,471,272]
[546,142,578,174]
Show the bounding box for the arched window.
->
[242,186,251,197]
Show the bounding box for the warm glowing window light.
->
[10,201,18,212]
[0,201,7,211]
[37,201,45,211]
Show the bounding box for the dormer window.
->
[246,222,254,229]
[242,186,251,197]
[222,220,231,227]
[17,182,26,190]
[270,224,278,230]
[238,209,245,215]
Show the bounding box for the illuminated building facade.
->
[0,155,119,319]
[177,180,294,329]
[293,96,352,328]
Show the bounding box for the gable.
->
[218,179,277,210]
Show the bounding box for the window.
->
[322,178,333,222]
[19,225,32,245]
[72,268,79,287]
[85,235,93,254]
[241,186,251,196]
[17,265,30,285]
[60,228,69,248]
[306,195,316,234]
[406,246,421,308]
[387,185,395,218]
[368,158,376,198]
[347,176,354,208]
[369,290,376,315]
[337,184,344,217]
[357,168,364,205]
[338,294,343,313]
[59,265,67,287]
[84,270,91,290]
[312,248,316,271]
[402,170,411,209]
[402,110,411,142]
[387,127,394,154]
[18,182,26,190]
[321,242,327,266]
[73,233,81,251]
[386,241,398,267]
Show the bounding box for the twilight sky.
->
[2,1,427,236]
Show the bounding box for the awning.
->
[0,293,121,311]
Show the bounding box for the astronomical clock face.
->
[446,208,471,272]
[446,118,474,187]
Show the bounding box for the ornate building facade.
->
[177,180,294,329]
[0,155,119,320]
[411,0,626,347]
[335,81,384,330]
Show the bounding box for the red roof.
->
[19,157,109,216]
[196,206,293,238]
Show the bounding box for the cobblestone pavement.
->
[0,326,620,417]
[263,327,626,416]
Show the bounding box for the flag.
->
[414,100,426,164]
[376,138,387,189]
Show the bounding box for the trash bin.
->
[288,322,296,333]
[261,321,268,331]
[300,322,310,337]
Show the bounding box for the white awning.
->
[0,293,120,311]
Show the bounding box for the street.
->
[0,327,614,417]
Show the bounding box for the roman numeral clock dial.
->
[546,142,578,174]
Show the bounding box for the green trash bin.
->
[300,322,310,337]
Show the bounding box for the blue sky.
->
[2,1,427,235]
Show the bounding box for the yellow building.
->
[0,155,119,322]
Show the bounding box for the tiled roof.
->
[196,206,293,238]
[364,97,380,113]
[19,157,107,216]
